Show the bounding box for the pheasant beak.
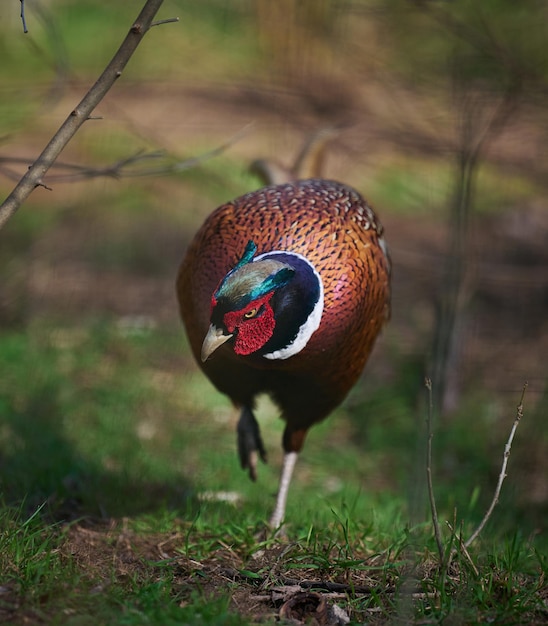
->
[201,324,233,362]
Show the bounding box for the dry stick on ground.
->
[219,567,387,596]
[0,0,173,231]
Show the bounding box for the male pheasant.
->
[177,179,390,528]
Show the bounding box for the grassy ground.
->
[1,2,547,624]
[0,317,546,624]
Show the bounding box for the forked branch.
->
[0,0,171,230]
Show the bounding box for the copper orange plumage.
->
[177,178,390,528]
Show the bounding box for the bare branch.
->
[0,0,170,230]
[469,84,522,164]
[425,378,444,562]
[0,125,249,184]
[463,382,527,549]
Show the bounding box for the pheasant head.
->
[201,240,324,362]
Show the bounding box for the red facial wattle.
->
[222,292,276,356]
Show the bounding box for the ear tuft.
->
[234,240,257,270]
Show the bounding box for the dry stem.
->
[463,382,527,549]
[426,380,526,567]
[425,377,444,562]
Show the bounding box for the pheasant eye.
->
[244,307,258,319]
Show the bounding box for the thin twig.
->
[463,382,527,549]
[20,0,28,34]
[151,17,179,27]
[425,378,444,562]
[446,521,479,577]
[0,0,168,230]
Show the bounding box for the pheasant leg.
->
[237,406,267,481]
[269,451,298,529]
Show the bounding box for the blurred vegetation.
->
[0,0,547,623]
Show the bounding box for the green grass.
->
[0,318,546,624]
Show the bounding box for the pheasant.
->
[177,179,390,529]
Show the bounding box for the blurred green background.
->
[1,0,547,543]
